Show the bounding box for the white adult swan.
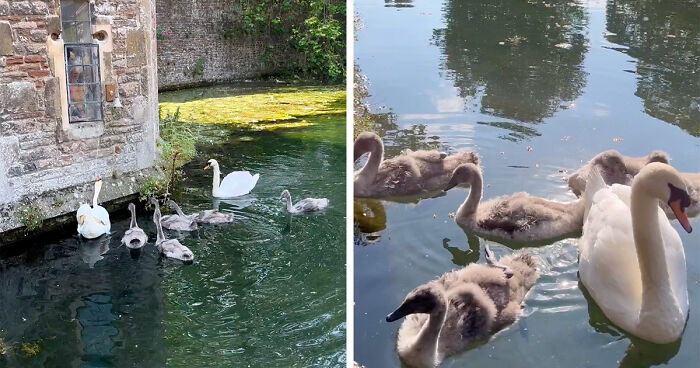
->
[77,178,111,239]
[121,203,147,249]
[353,132,479,198]
[445,163,584,243]
[152,199,195,262]
[579,162,693,344]
[386,248,538,368]
[204,159,259,198]
[280,189,329,213]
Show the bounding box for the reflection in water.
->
[434,0,588,123]
[78,236,110,268]
[476,121,542,142]
[385,0,414,8]
[605,0,700,136]
[354,65,447,155]
[581,283,682,368]
[440,231,481,266]
[354,199,387,235]
[78,294,117,366]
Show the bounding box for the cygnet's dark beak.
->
[444,176,459,192]
[386,304,410,322]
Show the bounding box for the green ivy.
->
[224,0,345,83]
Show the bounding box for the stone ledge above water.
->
[0,167,158,245]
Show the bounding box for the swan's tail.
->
[583,165,607,221]
[500,253,538,291]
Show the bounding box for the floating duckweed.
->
[0,338,10,355]
[21,342,40,357]
[159,86,345,129]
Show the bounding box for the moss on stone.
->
[0,338,10,355]
[159,85,345,129]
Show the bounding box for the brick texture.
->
[155,0,300,90]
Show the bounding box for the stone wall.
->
[0,0,159,236]
[155,0,298,90]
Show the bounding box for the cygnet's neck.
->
[358,139,384,183]
[457,170,483,218]
[408,295,447,368]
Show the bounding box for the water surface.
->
[354,0,700,367]
[0,94,346,367]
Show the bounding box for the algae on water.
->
[159,85,345,129]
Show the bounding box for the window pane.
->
[85,85,100,102]
[85,103,102,121]
[69,104,87,121]
[81,46,92,64]
[66,46,82,64]
[61,1,89,21]
[68,66,83,83]
[82,66,93,83]
[75,21,91,43]
[62,22,77,43]
[69,85,85,102]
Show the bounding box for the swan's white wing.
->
[76,203,92,222]
[218,171,259,197]
[579,186,642,331]
[657,206,688,316]
[93,205,111,232]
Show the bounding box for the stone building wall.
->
[156,0,299,90]
[0,0,159,236]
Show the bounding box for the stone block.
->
[126,30,146,67]
[46,15,60,36]
[0,81,37,114]
[0,22,13,56]
[44,77,61,119]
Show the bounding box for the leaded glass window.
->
[61,0,102,123]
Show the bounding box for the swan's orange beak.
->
[204,165,210,170]
[95,177,101,182]
[669,199,692,233]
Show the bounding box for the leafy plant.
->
[17,203,43,232]
[193,57,205,78]
[149,107,198,199]
[222,0,345,83]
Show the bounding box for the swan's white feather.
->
[579,178,687,342]
[217,171,259,197]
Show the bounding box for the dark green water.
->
[354,0,699,367]
[0,106,346,367]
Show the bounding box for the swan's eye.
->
[668,184,691,208]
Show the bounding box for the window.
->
[61,0,102,123]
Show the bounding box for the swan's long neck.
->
[631,184,675,320]
[358,139,383,183]
[285,195,293,212]
[92,181,102,208]
[410,298,446,368]
[172,203,186,217]
[458,171,483,218]
[129,206,137,228]
[212,165,221,195]
[154,207,166,243]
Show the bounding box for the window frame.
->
[64,43,103,124]
[60,0,103,124]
